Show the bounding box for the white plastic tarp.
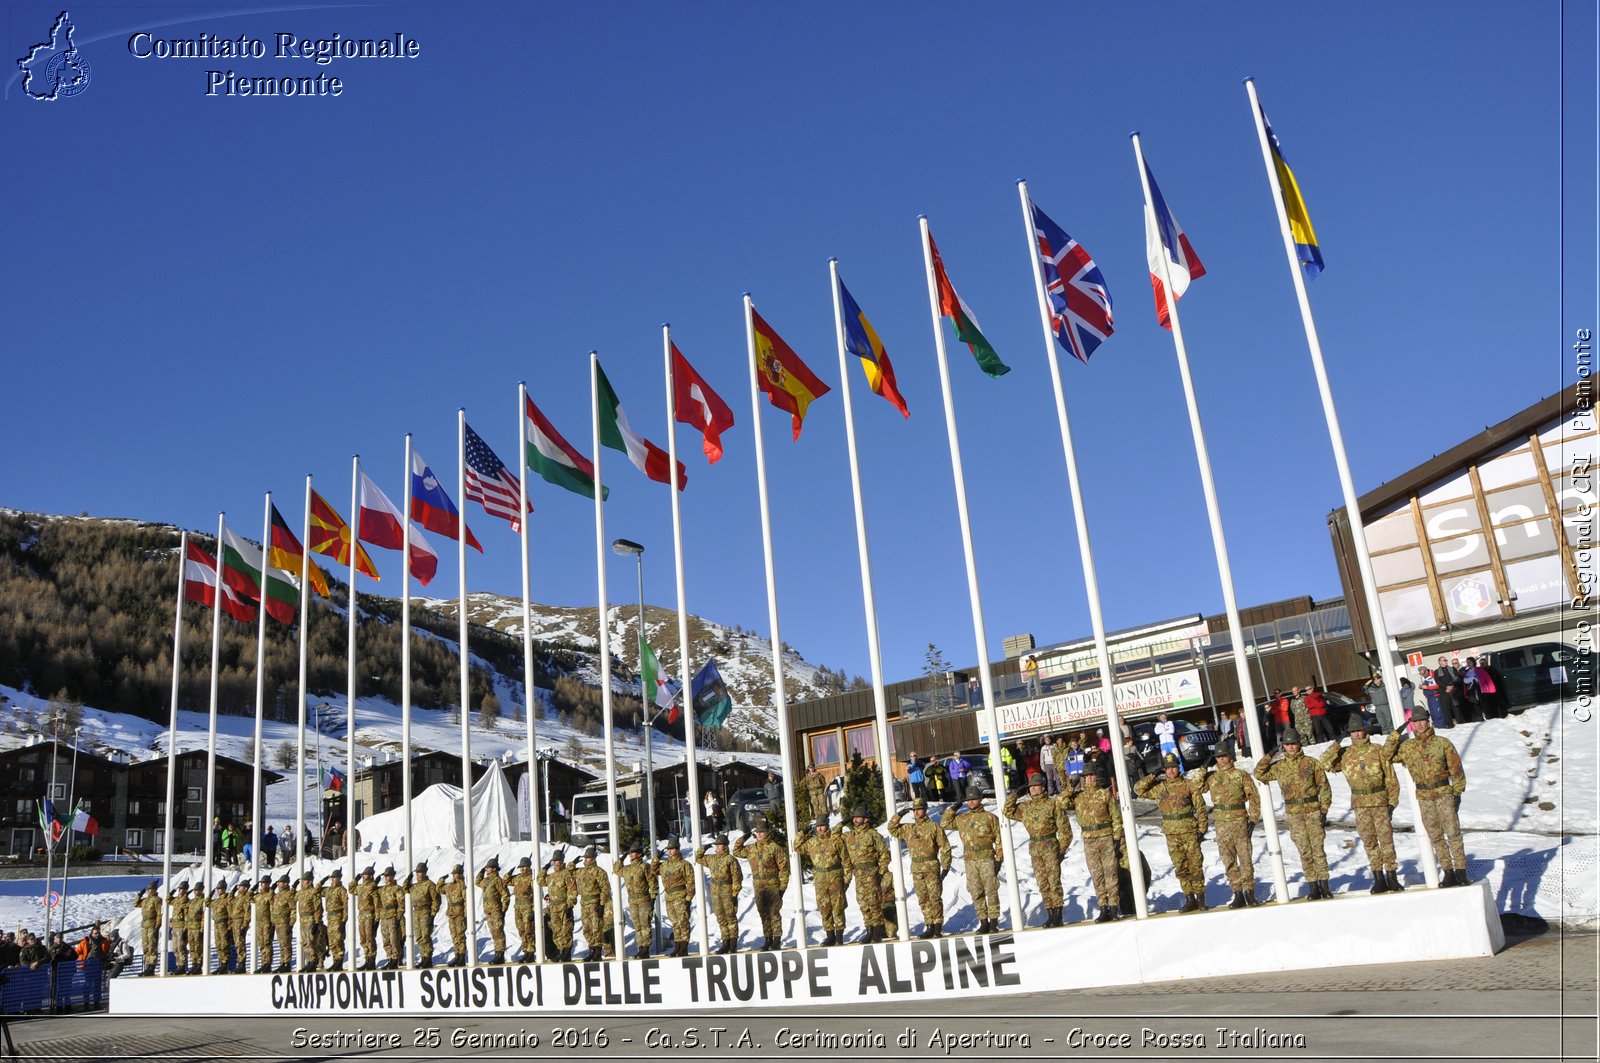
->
[354,758,517,854]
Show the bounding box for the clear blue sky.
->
[4,2,1594,686]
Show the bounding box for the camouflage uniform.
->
[1134,762,1210,911]
[322,873,348,969]
[252,881,275,972]
[270,881,296,970]
[940,797,1003,932]
[477,862,510,961]
[137,887,163,975]
[375,871,405,967]
[842,816,889,941]
[1322,722,1402,890]
[1003,777,1072,926]
[353,871,379,969]
[793,826,851,944]
[406,867,441,967]
[509,860,537,961]
[183,887,206,973]
[208,888,234,972]
[732,829,789,949]
[1063,773,1123,920]
[613,850,659,957]
[294,876,326,971]
[440,867,468,964]
[537,856,578,960]
[229,885,253,972]
[654,844,697,956]
[887,804,952,937]
[1255,732,1333,898]
[574,856,615,960]
[168,891,191,973]
[1197,753,1261,906]
[804,767,829,823]
[1384,714,1469,883]
[693,839,743,953]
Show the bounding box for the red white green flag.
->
[220,522,299,625]
[596,359,687,490]
[928,231,1010,377]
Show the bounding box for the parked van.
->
[1488,642,1580,707]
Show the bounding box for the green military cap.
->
[582,845,597,859]
[851,805,870,820]
[1346,717,1369,736]
[381,866,395,878]
[518,856,533,867]
[1027,772,1046,787]
[329,868,343,878]
[712,833,729,846]
[485,856,500,870]
[301,872,313,881]
[910,798,928,810]
[415,862,428,874]
[1408,708,1432,724]
[1280,730,1304,747]
[1162,753,1181,769]
[664,837,680,850]
[275,878,290,888]
[255,877,266,886]
[359,866,374,878]
[753,816,771,832]
[1214,740,1236,759]
[452,863,465,875]
[628,840,644,853]
[549,850,566,862]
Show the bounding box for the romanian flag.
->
[1260,104,1324,280]
[309,489,379,581]
[838,278,908,418]
[928,232,1010,377]
[269,503,330,598]
[752,307,830,440]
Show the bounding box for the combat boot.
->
[637,947,650,960]
[450,955,465,967]
[1243,890,1262,907]
[1371,871,1389,894]
[674,942,689,957]
[491,950,505,964]
[1093,908,1116,924]
[1192,892,1208,911]
[1228,891,1247,910]
[1042,909,1060,928]
[1387,870,1405,892]
[1320,879,1334,898]
[1179,893,1199,913]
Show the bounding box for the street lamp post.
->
[611,538,658,853]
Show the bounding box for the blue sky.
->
[4,2,1594,686]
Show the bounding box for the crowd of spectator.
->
[0,922,132,978]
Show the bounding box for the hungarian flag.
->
[269,503,330,598]
[220,522,299,625]
[358,472,439,584]
[596,359,686,490]
[752,308,830,440]
[524,393,607,500]
[411,450,482,551]
[1141,155,1206,329]
[70,805,99,837]
[184,540,256,623]
[838,278,909,417]
[309,489,379,581]
[672,344,735,463]
[928,231,1010,377]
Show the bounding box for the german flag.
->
[308,489,380,581]
[752,308,829,440]
[269,504,330,598]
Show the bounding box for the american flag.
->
[1030,199,1114,363]
[464,422,530,532]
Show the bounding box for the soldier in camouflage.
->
[574,846,615,961]
[693,834,743,954]
[207,884,233,973]
[843,807,890,943]
[322,869,348,971]
[1196,741,1261,908]
[614,841,659,958]
[269,879,295,972]
[1003,772,1072,927]
[1134,754,1210,913]
[252,878,275,973]
[137,883,163,976]
[229,882,253,973]
[353,867,379,970]
[887,799,951,938]
[510,857,537,962]
[375,867,405,968]
[538,849,579,961]
[477,856,510,963]
[1384,708,1469,886]
[1063,763,1123,921]
[406,862,440,968]
[732,819,789,950]
[653,839,696,957]
[440,864,468,966]
[793,819,850,946]
[940,788,1003,933]
[1254,729,1333,899]
[804,764,830,824]
[183,884,206,975]
[294,872,326,972]
[1322,717,1403,893]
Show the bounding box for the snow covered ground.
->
[1,700,1592,964]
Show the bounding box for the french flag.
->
[359,470,441,585]
[1142,157,1206,330]
[411,450,483,552]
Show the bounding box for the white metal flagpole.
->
[400,435,419,959]
[201,513,225,967]
[1132,132,1290,904]
[828,261,911,941]
[456,408,479,968]
[917,218,1026,932]
[296,475,316,961]
[517,382,546,962]
[743,295,809,949]
[160,529,187,978]
[346,455,361,963]
[248,497,269,969]
[663,326,711,957]
[1243,79,1439,888]
[591,352,626,955]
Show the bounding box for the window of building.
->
[125,829,143,849]
[185,787,202,803]
[1362,505,1418,552]
[1372,547,1427,586]
[153,829,164,851]
[184,817,201,832]
[1496,519,1557,561]
[1504,555,1567,613]
[49,783,66,801]
[845,724,880,763]
[808,732,841,768]
[1378,584,1436,635]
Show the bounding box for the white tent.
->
[355,758,517,855]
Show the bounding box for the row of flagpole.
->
[146,77,1436,974]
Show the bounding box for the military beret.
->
[852,805,870,819]
[1346,717,1369,735]
[910,798,928,810]
[1280,729,1304,747]
[1162,753,1181,769]
[1027,772,1046,787]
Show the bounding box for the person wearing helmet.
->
[793,819,849,946]
[1134,753,1211,913]
[843,806,889,943]
[888,799,951,939]
[1383,708,1469,886]
[1003,772,1072,927]
[940,786,1002,933]
[1196,742,1262,908]
[1255,729,1332,900]
[692,834,742,954]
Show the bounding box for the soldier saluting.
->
[613,841,658,958]
[653,839,696,958]
[1383,708,1469,886]
[1322,717,1402,893]
[1134,754,1210,913]
[407,862,441,968]
[1062,763,1123,922]
[1254,730,1332,900]
[510,856,537,962]
[1196,741,1262,908]
[940,787,1003,934]
[793,819,850,946]
[887,799,951,939]
[693,833,743,954]
[732,818,789,951]
[477,856,510,963]
[538,849,579,962]
[1003,772,1072,927]
[439,864,469,966]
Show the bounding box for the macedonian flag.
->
[752,307,830,440]
[309,489,380,580]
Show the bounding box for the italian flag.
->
[220,523,299,625]
[596,360,687,490]
[525,393,608,501]
[640,634,678,721]
[928,231,1010,378]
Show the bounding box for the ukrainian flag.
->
[1263,110,1324,279]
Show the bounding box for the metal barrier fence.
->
[0,958,108,1015]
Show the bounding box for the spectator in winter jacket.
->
[905,756,926,800]
[263,826,279,867]
[1305,685,1334,744]
[946,752,969,801]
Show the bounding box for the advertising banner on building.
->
[977,668,1206,741]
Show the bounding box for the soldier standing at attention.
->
[1383,708,1469,886]
[842,807,889,943]
[510,857,537,962]
[574,846,615,961]
[440,864,468,966]
[793,820,850,946]
[693,834,743,954]
[269,879,295,972]
[732,819,789,951]
[206,884,233,973]
[353,867,379,970]
[613,841,659,958]
[1194,742,1262,908]
[476,856,510,963]
[940,788,1002,933]
[1063,763,1123,921]
[137,882,163,976]
[538,849,578,962]
[407,862,441,968]
[1322,717,1403,893]
[166,886,189,975]
[1003,772,1072,927]
[1254,729,1333,899]
[654,839,696,957]
[804,764,829,824]
[1134,754,1211,912]
[887,799,952,939]
[252,878,275,974]
[322,869,348,971]
[294,872,326,972]
[229,882,253,974]
[374,866,406,968]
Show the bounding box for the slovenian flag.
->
[411,450,483,551]
[1141,156,1206,329]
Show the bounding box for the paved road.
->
[4,930,1594,1062]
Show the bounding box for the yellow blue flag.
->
[1262,108,1324,279]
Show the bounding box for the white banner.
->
[979,669,1206,741]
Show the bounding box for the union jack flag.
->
[464,422,531,533]
[1030,199,1114,363]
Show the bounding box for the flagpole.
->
[456,408,480,969]
[201,513,225,966]
[401,435,418,959]
[663,326,710,957]
[517,382,546,962]
[297,476,316,947]
[1243,79,1438,888]
[828,261,911,941]
[251,493,272,970]
[160,530,187,978]
[917,218,1026,932]
[1016,180,1161,917]
[346,455,362,964]
[591,351,626,955]
[1132,132,1290,904]
[58,737,82,938]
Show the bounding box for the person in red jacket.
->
[1305,683,1335,744]
[1269,689,1291,746]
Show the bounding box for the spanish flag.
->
[1261,106,1323,280]
[752,308,830,440]
[838,278,908,418]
